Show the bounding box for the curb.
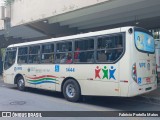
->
[140,96,160,105]
[141,84,160,104]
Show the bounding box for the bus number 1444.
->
[66,68,75,72]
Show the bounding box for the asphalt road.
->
[0,78,160,120]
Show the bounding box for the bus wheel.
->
[17,76,25,91]
[63,79,81,102]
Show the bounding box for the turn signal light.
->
[132,63,137,83]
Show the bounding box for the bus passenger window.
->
[55,41,72,64]
[97,51,107,62]
[79,52,86,62]
[41,44,54,64]
[74,38,94,63]
[74,48,80,62]
[107,51,115,62]
[18,47,28,64]
[97,34,124,63]
[60,54,66,63]
[66,53,72,64]
[114,44,123,60]
[28,46,40,64]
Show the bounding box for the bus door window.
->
[4,48,17,70]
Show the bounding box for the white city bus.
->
[3,26,157,102]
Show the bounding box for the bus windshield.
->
[134,31,155,53]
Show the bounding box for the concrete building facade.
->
[0,0,160,38]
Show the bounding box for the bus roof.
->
[8,26,134,48]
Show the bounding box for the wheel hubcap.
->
[18,79,24,88]
[66,84,76,98]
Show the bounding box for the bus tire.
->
[17,76,25,91]
[63,79,81,102]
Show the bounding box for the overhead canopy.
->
[27,0,160,37]
[48,0,160,30]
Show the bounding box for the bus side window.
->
[28,45,40,64]
[56,41,72,64]
[74,48,80,62]
[18,47,28,64]
[114,44,123,60]
[97,51,107,62]
[97,34,123,63]
[60,54,66,64]
[79,52,86,62]
[41,44,54,64]
[74,38,94,63]
[107,51,115,62]
[66,53,72,64]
